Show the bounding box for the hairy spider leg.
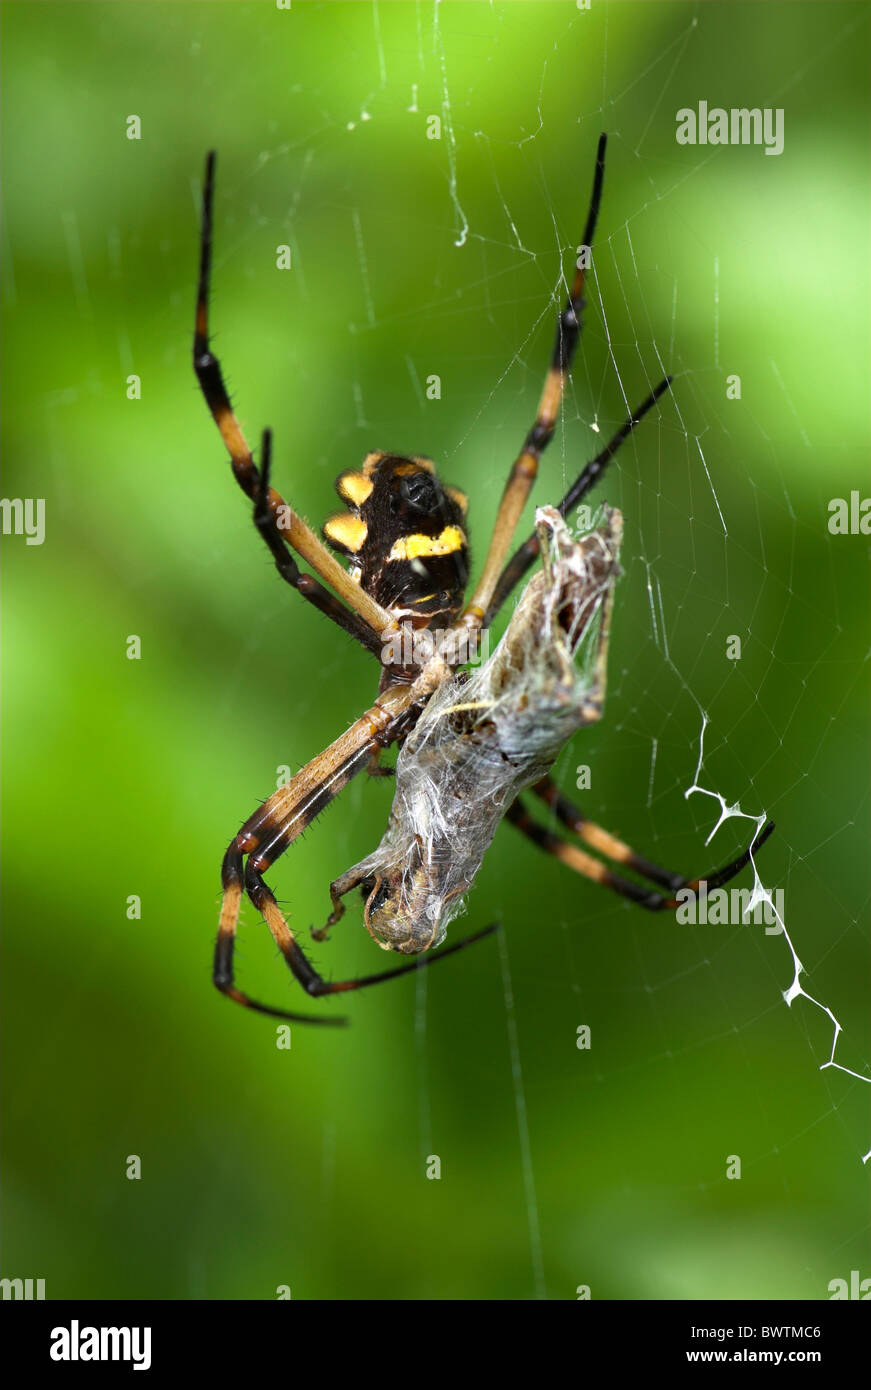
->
[193,151,398,649]
[485,375,673,626]
[253,429,384,657]
[506,577,775,913]
[461,133,607,628]
[214,689,497,1022]
[507,796,775,911]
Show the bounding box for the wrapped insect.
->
[322,505,623,952]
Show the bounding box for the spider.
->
[193,134,773,1024]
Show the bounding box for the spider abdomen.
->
[324,450,470,627]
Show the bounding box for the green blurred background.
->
[2,1,869,1300]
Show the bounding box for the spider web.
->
[201,0,870,1299]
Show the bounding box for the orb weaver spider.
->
[193,134,773,1024]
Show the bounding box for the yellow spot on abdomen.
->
[324,513,369,552]
[388,526,465,562]
[336,471,374,506]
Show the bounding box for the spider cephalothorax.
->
[193,134,773,1024]
[325,451,469,627]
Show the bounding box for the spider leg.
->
[215,714,381,1023]
[506,797,775,911]
[485,376,673,626]
[246,850,497,1004]
[252,430,384,656]
[214,690,496,1022]
[531,776,686,891]
[193,151,398,648]
[460,133,607,628]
